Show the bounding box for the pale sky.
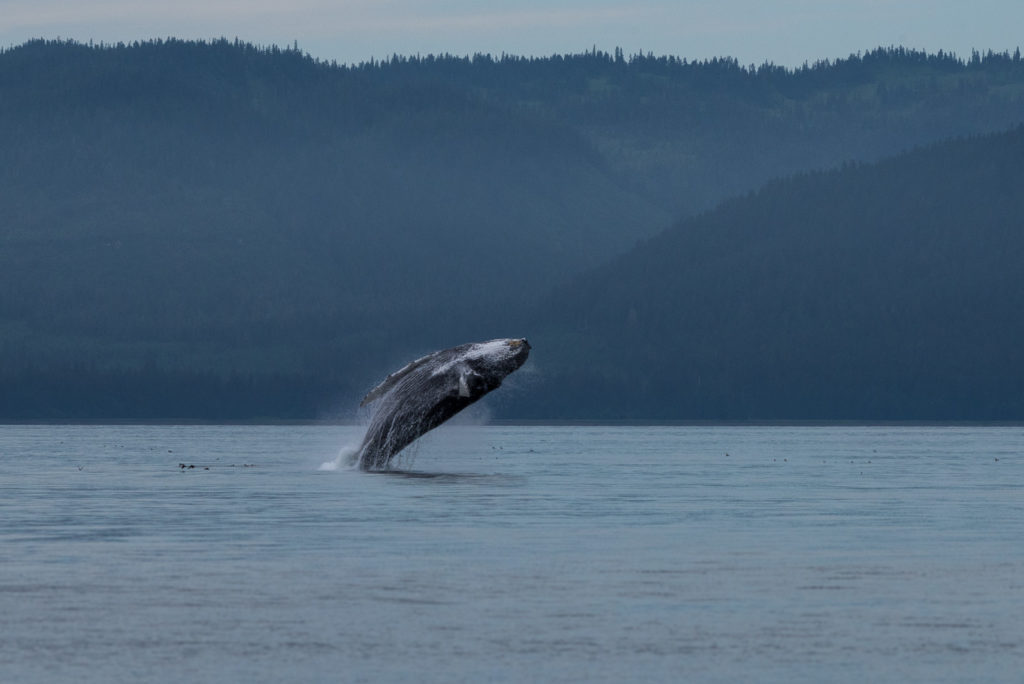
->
[2,0,1022,67]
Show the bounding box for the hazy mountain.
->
[3,38,1024,418]
[520,125,1024,420]
[0,38,668,417]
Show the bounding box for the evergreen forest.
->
[2,38,1024,419]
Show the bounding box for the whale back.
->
[359,348,447,407]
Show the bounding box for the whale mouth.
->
[506,338,531,369]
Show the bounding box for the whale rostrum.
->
[356,338,531,470]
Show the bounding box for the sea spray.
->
[318,442,361,471]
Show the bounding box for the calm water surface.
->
[1,424,1022,683]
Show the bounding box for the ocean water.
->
[1,424,1021,683]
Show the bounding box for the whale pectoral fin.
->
[458,368,486,398]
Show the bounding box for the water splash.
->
[318,442,361,471]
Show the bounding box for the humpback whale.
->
[356,338,530,470]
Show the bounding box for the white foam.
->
[318,443,361,471]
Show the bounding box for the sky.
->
[2,0,1023,67]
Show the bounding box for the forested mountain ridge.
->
[374,43,1024,216]
[3,38,1024,418]
[1,37,668,418]
[517,125,1024,420]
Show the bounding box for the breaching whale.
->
[356,338,531,470]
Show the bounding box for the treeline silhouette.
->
[3,39,1024,419]
[0,364,337,420]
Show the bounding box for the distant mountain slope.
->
[364,45,1024,216]
[522,126,1024,420]
[4,39,1024,418]
[0,38,667,413]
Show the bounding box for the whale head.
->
[461,338,531,377]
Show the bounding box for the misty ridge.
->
[2,38,1024,420]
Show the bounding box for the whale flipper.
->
[457,366,487,397]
